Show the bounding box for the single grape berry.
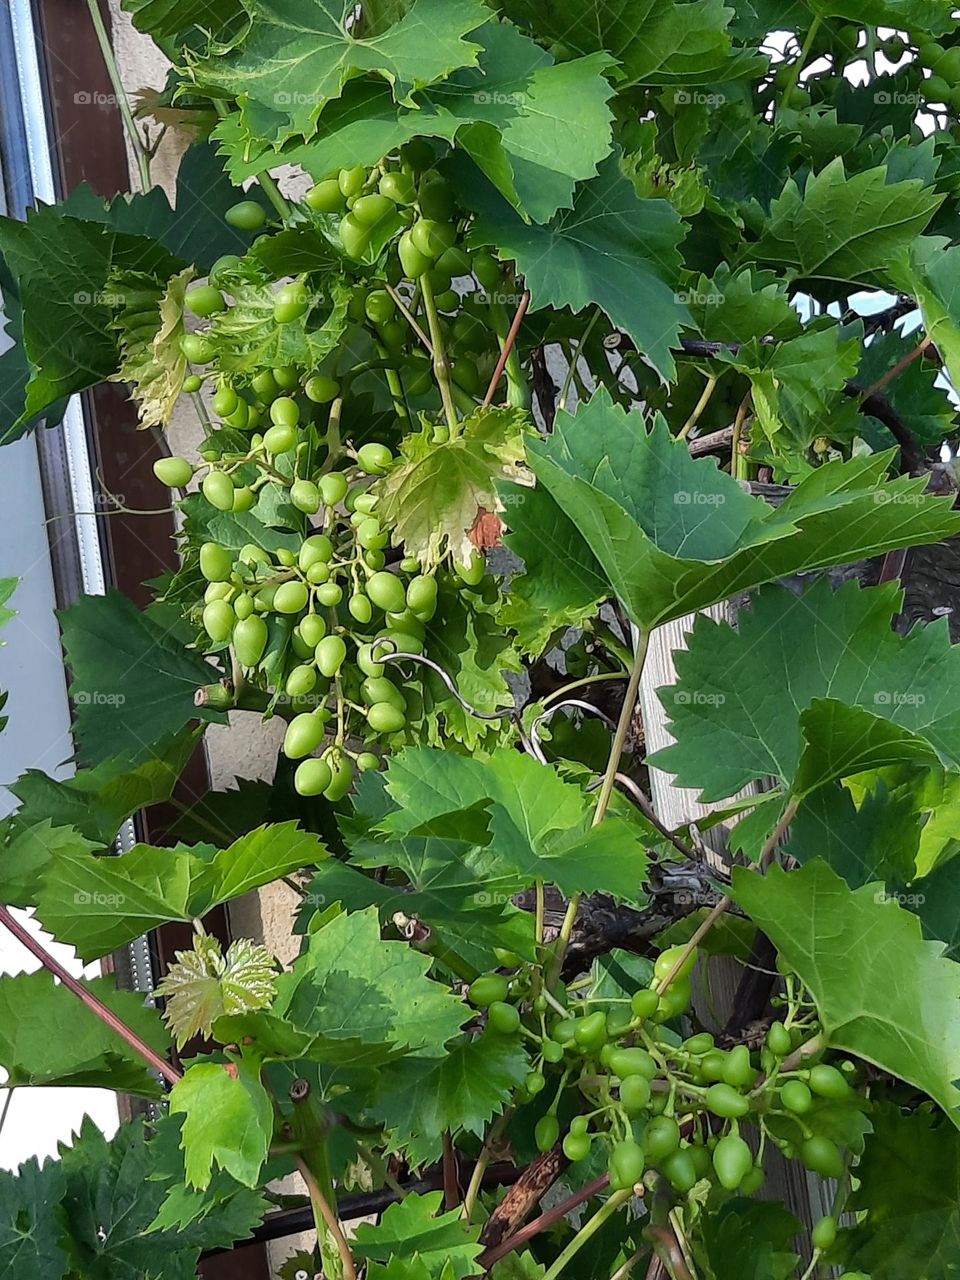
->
[224,200,267,231]
[153,456,193,488]
[185,285,226,318]
[294,757,333,796]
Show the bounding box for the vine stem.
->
[548,630,650,987]
[462,1109,511,1222]
[860,334,931,400]
[0,905,182,1087]
[84,0,151,191]
[557,308,601,414]
[420,274,460,429]
[483,290,531,408]
[296,1155,358,1280]
[654,795,800,996]
[610,1246,647,1280]
[385,284,433,352]
[678,374,718,440]
[540,1189,634,1280]
[781,16,822,108]
[212,100,291,219]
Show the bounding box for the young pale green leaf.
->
[58,590,226,766]
[838,1105,960,1279]
[892,237,960,395]
[156,934,278,1048]
[34,822,326,959]
[0,1157,67,1280]
[0,970,170,1098]
[377,406,530,567]
[351,1191,483,1279]
[207,279,349,376]
[752,158,942,284]
[371,1034,529,1168]
[109,266,191,429]
[381,746,651,902]
[519,391,960,635]
[0,578,16,630]
[464,154,690,381]
[194,0,488,145]
[650,579,960,803]
[732,860,960,1125]
[500,0,763,87]
[169,1061,273,1190]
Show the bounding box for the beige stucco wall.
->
[106,3,312,1268]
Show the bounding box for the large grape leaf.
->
[34,822,326,959]
[838,1106,960,1280]
[377,406,530,567]
[194,0,488,145]
[892,238,960,395]
[381,746,652,902]
[520,389,960,634]
[463,155,690,382]
[371,1034,529,1167]
[789,781,920,889]
[58,590,226,766]
[122,0,245,42]
[169,1060,273,1190]
[732,861,960,1125]
[811,0,955,33]
[0,970,170,1098]
[696,1199,801,1280]
[351,1192,483,1279]
[499,0,763,87]
[752,159,942,285]
[0,1157,67,1280]
[650,579,960,803]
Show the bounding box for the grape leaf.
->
[892,237,960,396]
[381,746,651,901]
[696,1198,801,1280]
[0,820,98,908]
[371,1034,529,1167]
[856,329,956,452]
[752,159,942,284]
[499,0,763,87]
[811,0,955,33]
[0,1157,67,1280]
[463,154,690,382]
[732,860,960,1125]
[155,934,278,1047]
[109,266,191,429]
[207,278,349,376]
[169,1060,274,1190]
[195,0,488,145]
[58,589,226,766]
[351,1191,483,1279]
[122,0,245,42]
[682,263,801,345]
[377,405,530,567]
[839,1106,960,1279]
[0,577,16,630]
[0,970,170,1098]
[789,781,920,889]
[35,822,327,959]
[522,389,960,633]
[650,579,960,803]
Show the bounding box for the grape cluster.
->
[468,945,860,1214]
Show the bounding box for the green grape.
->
[339,213,370,260]
[324,756,354,800]
[367,701,406,733]
[204,581,231,603]
[436,245,471,277]
[644,1116,681,1162]
[353,193,395,227]
[276,549,296,568]
[305,179,346,213]
[808,1064,851,1099]
[349,592,372,623]
[357,642,385,678]
[361,676,405,709]
[232,486,256,512]
[653,978,692,1023]
[812,1215,837,1250]
[291,480,321,514]
[630,989,660,1020]
[153,456,193,487]
[780,1080,813,1114]
[283,712,327,759]
[305,374,340,404]
[380,628,423,654]
[418,176,455,221]
[181,333,214,364]
[299,535,335,570]
[705,1083,751,1119]
[740,1164,765,1195]
[224,200,267,230]
[212,384,239,417]
[608,1047,658,1080]
[801,1136,844,1179]
[202,599,234,642]
[354,492,379,515]
[684,1032,715,1055]
[306,562,331,584]
[434,289,459,312]
[399,229,432,278]
[263,424,297,455]
[924,75,952,103]
[699,1050,728,1082]
[233,615,269,667]
[654,944,699,982]
[274,283,310,324]
[663,1147,698,1192]
[357,441,393,475]
[723,1045,757,1088]
[316,634,347,677]
[208,254,241,288]
[619,1074,651,1115]
[239,543,271,567]
[270,396,300,427]
[363,571,404,613]
[286,665,318,697]
[357,518,388,550]
[713,1134,753,1191]
[410,218,455,259]
[338,165,366,197]
[252,370,279,402]
[766,1022,792,1057]
[468,974,509,1007]
[299,613,328,647]
[183,374,203,393]
[320,471,349,505]
[234,592,254,621]
[224,400,250,430]
[472,251,501,289]
[452,312,487,350]
[272,370,298,395]
[535,1114,560,1152]
[294,757,333,796]
[316,582,343,606]
[186,285,226,318]
[274,581,309,614]
[199,542,232,582]
[454,550,485,585]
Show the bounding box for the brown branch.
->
[483,290,530,407]
[530,343,557,430]
[479,1144,568,1249]
[480,1172,611,1269]
[0,904,182,1087]
[844,381,925,473]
